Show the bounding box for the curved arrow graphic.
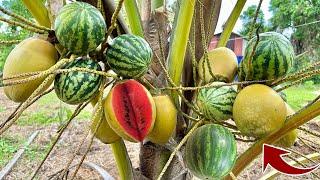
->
[263,144,319,175]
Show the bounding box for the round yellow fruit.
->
[3,38,58,102]
[198,47,238,83]
[147,95,177,144]
[233,84,287,138]
[91,102,121,144]
[275,103,298,148]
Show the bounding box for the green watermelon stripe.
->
[54,58,101,104]
[110,44,147,64]
[239,32,294,82]
[54,2,106,55]
[185,125,237,179]
[112,38,147,61]
[107,55,147,71]
[105,34,152,78]
[108,47,146,65]
[121,35,152,61]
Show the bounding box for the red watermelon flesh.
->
[112,80,154,141]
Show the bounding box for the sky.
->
[215,0,271,34]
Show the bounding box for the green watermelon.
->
[196,82,237,121]
[54,2,106,55]
[185,124,237,179]
[54,57,102,104]
[106,34,153,78]
[239,32,294,82]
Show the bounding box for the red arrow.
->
[263,144,319,175]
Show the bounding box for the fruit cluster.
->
[187,32,297,179]
[2,2,176,146]
[1,2,298,180]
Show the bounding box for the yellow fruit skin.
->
[3,38,58,102]
[91,102,121,144]
[233,84,287,138]
[147,95,177,144]
[104,81,156,142]
[198,47,238,83]
[275,103,298,148]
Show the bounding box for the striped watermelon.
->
[106,34,153,78]
[54,2,106,55]
[196,82,237,121]
[185,124,237,179]
[54,57,102,104]
[239,32,294,82]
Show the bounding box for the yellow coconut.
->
[147,95,177,144]
[91,102,121,144]
[198,47,238,83]
[3,38,58,102]
[233,84,287,138]
[275,103,298,148]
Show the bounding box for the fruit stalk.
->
[124,0,144,37]
[0,6,50,31]
[229,100,320,179]
[167,0,196,103]
[152,0,164,10]
[157,120,203,180]
[0,40,22,45]
[22,0,51,28]
[0,17,47,34]
[217,0,246,47]
[111,140,134,180]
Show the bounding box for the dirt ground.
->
[0,88,319,180]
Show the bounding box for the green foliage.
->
[0,0,33,70]
[269,0,320,78]
[239,5,268,37]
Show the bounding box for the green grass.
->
[283,85,319,111]
[0,136,22,168]
[0,135,51,169]
[17,111,61,126]
[16,92,92,126]
[37,91,60,106]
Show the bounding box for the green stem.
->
[228,100,320,179]
[152,0,164,10]
[124,0,144,37]
[22,0,51,28]
[217,0,246,47]
[111,140,134,180]
[167,0,196,103]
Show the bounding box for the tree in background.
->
[239,5,268,37]
[269,0,320,78]
[0,0,32,70]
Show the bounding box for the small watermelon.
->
[106,34,153,78]
[54,2,106,55]
[239,32,294,82]
[196,82,237,121]
[104,79,156,142]
[185,124,237,179]
[54,57,102,104]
